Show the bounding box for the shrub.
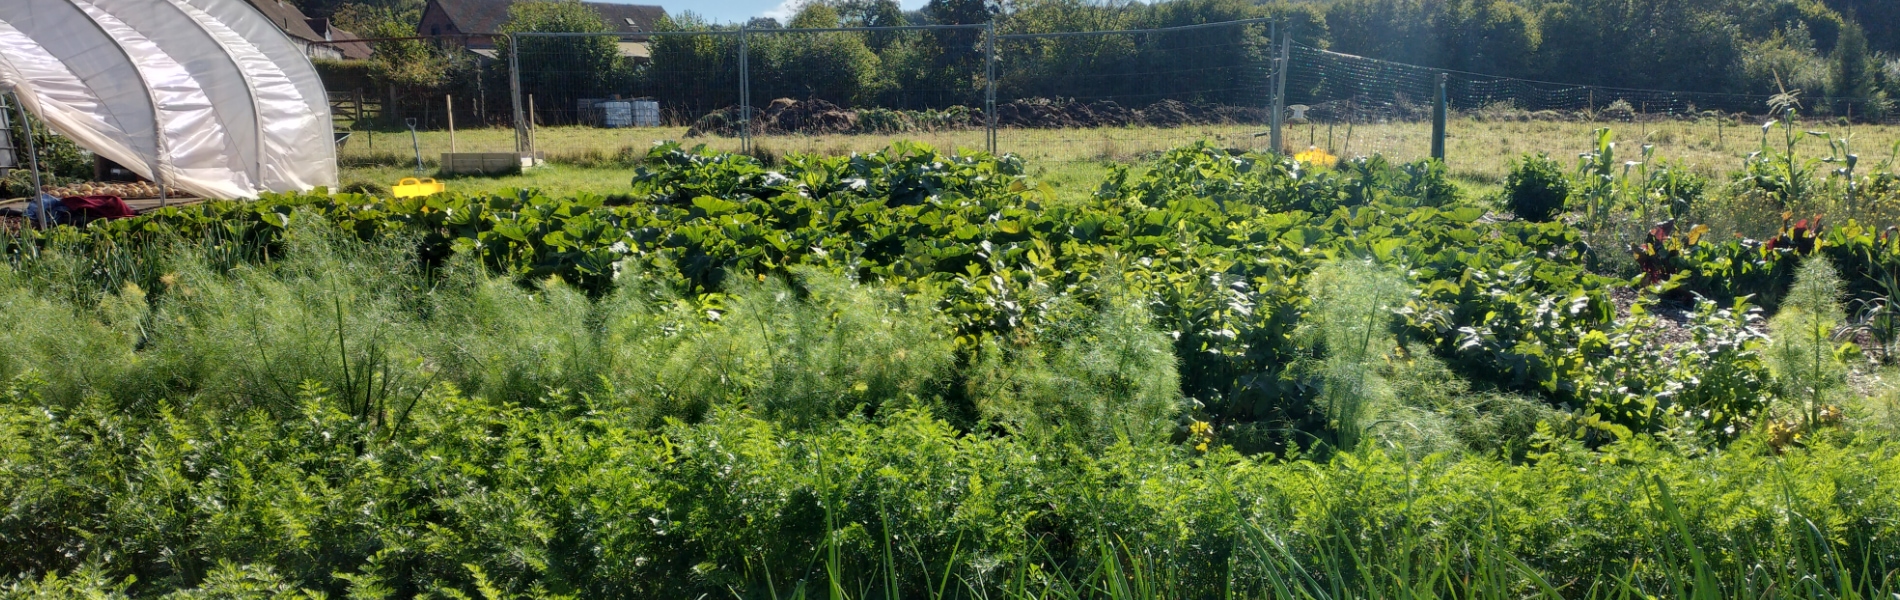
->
[339,180,388,197]
[1504,152,1571,221]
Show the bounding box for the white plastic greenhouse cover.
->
[0,0,337,200]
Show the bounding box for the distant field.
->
[338,118,1900,197]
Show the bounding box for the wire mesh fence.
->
[1284,41,1900,181]
[412,17,1900,177]
[993,19,1279,163]
[499,21,1287,166]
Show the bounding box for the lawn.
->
[339,118,1900,198]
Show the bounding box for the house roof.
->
[586,3,667,35]
[431,0,513,35]
[424,0,667,36]
[244,0,326,43]
[312,21,374,60]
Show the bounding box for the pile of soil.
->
[687,97,1272,137]
[687,98,861,137]
[992,98,1267,128]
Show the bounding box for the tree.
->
[891,0,998,108]
[835,0,908,51]
[499,0,628,125]
[645,13,740,121]
[363,19,463,127]
[753,3,884,105]
[1827,21,1882,119]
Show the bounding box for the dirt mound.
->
[994,98,1265,128]
[686,98,861,137]
[769,98,857,134]
[687,97,1269,136]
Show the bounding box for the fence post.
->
[1431,72,1447,161]
[985,21,997,155]
[509,33,525,157]
[1270,20,1289,154]
[10,94,46,230]
[739,25,751,155]
[1265,20,1276,151]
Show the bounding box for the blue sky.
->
[623,0,931,26]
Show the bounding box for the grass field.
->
[339,117,1900,198]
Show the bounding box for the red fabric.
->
[59,195,137,220]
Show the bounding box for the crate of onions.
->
[42,181,185,199]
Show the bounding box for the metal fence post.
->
[985,21,997,155]
[1270,20,1289,154]
[1265,19,1275,153]
[1431,72,1447,161]
[738,25,751,155]
[509,33,525,157]
[10,94,46,230]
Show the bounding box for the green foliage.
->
[1504,152,1570,222]
[366,20,452,90]
[1565,297,1770,437]
[1302,259,1408,449]
[2,110,91,194]
[1827,21,1885,119]
[500,0,631,126]
[4,384,1900,597]
[1325,0,1538,78]
[969,285,1182,448]
[715,270,959,428]
[9,135,1900,597]
[1768,255,1850,429]
[11,139,1773,444]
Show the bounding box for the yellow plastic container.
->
[392,177,446,198]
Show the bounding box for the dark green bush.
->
[1504,152,1572,222]
[339,180,388,197]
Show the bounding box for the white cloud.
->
[760,0,805,22]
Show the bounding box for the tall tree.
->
[1827,21,1881,118]
[903,0,999,107]
[499,0,628,125]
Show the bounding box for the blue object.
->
[23,192,68,226]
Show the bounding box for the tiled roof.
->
[426,0,667,35]
[244,0,326,42]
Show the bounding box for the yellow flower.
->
[1294,147,1339,168]
[1188,420,1215,452]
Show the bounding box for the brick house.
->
[244,0,372,60]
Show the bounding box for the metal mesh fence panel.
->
[507,31,744,161]
[485,19,1900,179]
[732,26,993,158]
[1287,41,1900,181]
[995,19,1277,164]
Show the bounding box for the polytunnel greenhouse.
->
[0,0,337,200]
